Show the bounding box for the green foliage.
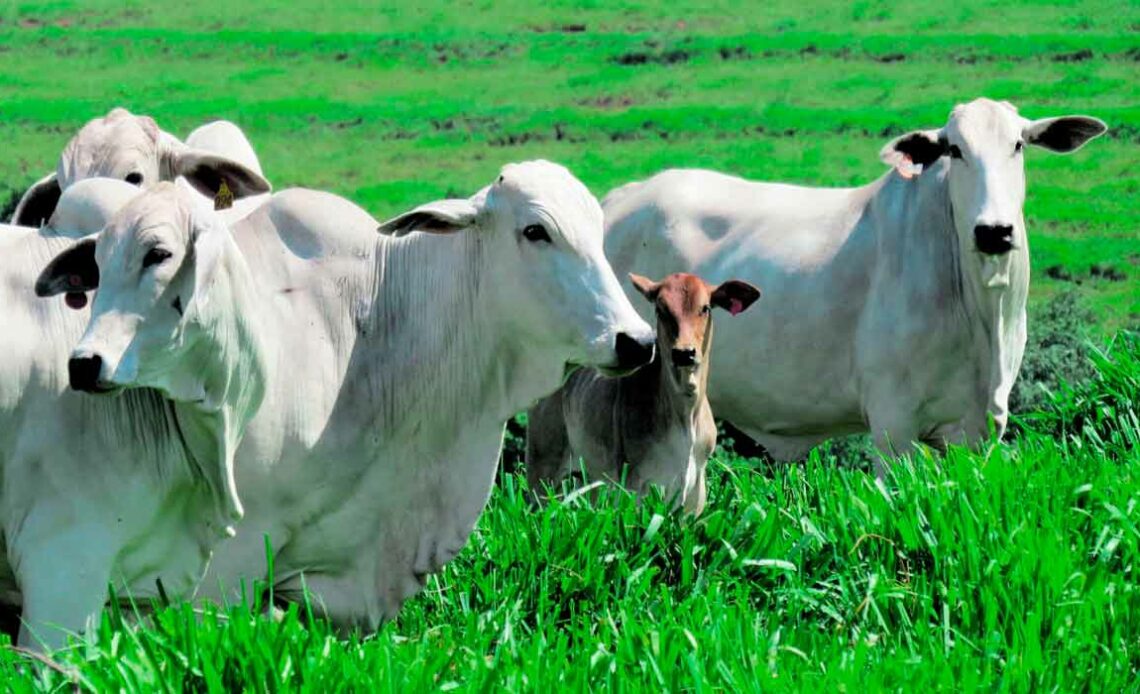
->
[5,367,1139,689]
[0,189,19,224]
[1019,331,1140,457]
[1011,290,1099,416]
[2,1,1137,689]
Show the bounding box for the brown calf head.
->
[629,272,760,398]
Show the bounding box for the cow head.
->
[629,272,760,399]
[13,107,271,227]
[378,160,655,377]
[36,177,263,401]
[880,98,1105,287]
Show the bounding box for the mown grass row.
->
[2,2,1136,329]
[3,334,1137,691]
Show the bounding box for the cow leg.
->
[13,513,118,652]
[869,414,921,481]
[525,395,572,503]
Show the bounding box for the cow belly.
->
[218,425,505,630]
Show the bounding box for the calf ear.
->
[12,173,62,227]
[1024,116,1107,153]
[880,129,946,172]
[35,236,99,297]
[377,199,480,237]
[711,280,761,316]
[628,272,661,302]
[171,149,272,201]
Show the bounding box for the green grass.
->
[3,335,1139,689]
[1,2,1138,689]
[2,0,1138,327]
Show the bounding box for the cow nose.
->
[974,224,1015,255]
[671,347,698,367]
[68,355,103,392]
[614,332,655,371]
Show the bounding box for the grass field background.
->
[0,1,1138,690]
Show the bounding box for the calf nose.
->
[974,224,1015,255]
[614,332,655,371]
[68,355,103,392]
[671,347,698,367]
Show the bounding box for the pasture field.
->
[0,0,1138,690]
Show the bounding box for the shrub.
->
[1018,330,1140,456]
[1010,290,1098,415]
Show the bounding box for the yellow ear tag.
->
[214,181,234,211]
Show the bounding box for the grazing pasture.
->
[0,0,1137,689]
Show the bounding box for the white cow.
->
[1,170,266,651]
[37,160,655,631]
[602,99,1105,473]
[12,107,271,228]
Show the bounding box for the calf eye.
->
[143,247,172,269]
[1014,140,1024,154]
[700,305,711,316]
[947,145,963,160]
[125,172,144,185]
[522,224,552,243]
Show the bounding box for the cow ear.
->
[880,129,947,171]
[628,272,661,302]
[35,236,99,297]
[169,148,272,201]
[1024,116,1107,153]
[377,199,479,237]
[710,280,761,316]
[12,172,62,227]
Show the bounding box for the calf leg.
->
[525,393,572,503]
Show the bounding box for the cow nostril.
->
[974,224,1015,256]
[67,355,103,392]
[672,348,697,367]
[615,332,655,370]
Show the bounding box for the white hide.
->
[1,179,231,652]
[602,99,1105,472]
[42,160,654,631]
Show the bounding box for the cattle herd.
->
[0,99,1106,650]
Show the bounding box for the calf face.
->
[629,273,760,397]
[379,160,656,376]
[880,98,1105,287]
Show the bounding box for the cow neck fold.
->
[882,161,1029,432]
[616,347,706,457]
[353,230,566,447]
[172,231,268,539]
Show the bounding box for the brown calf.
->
[526,272,760,514]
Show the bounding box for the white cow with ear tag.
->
[37,160,655,634]
[603,98,1106,475]
[11,107,271,228]
[1,176,256,652]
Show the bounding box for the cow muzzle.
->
[974,224,1015,256]
[68,354,116,393]
[612,332,656,374]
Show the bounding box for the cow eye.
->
[143,247,172,269]
[522,224,552,243]
[1014,140,1024,154]
[700,305,711,316]
[125,172,144,185]
[948,145,963,160]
